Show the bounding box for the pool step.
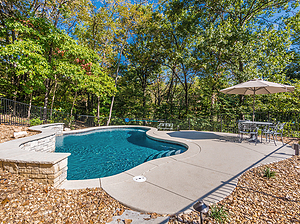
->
[144,150,179,162]
[153,151,167,159]
[175,150,181,155]
[165,150,176,157]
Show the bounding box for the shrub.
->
[30,117,43,126]
[209,204,230,223]
[263,167,276,179]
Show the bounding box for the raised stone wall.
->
[0,158,68,187]
[0,123,70,187]
[19,134,56,152]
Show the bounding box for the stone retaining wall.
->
[0,158,68,187]
[19,134,56,152]
[19,123,63,153]
[0,123,70,187]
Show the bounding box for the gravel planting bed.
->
[0,170,128,223]
[0,124,39,143]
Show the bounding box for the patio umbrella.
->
[220,79,295,121]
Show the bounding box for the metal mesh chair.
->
[261,124,275,143]
[249,123,259,145]
[238,122,258,145]
[270,122,286,146]
[238,122,249,142]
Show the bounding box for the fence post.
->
[220,114,223,132]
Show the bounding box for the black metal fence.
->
[163,112,300,138]
[0,97,163,128]
[0,97,299,138]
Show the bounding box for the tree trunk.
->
[69,91,77,127]
[86,94,89,114]
[97,96,100,126]
[27,92,32,119]
[50,74,58,119]
[107,45,124,126]
[182,65,189,116]
[142,72,147,119]
[165,69,175,116]
[157,74,161,106]
[42,78,50,121]
[91,94,94,114]
[142,79,146,126]
[238,60,245,119]
[107,96,115,125]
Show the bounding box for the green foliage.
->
[263,167,276,179]
[30,118,43,126]
[209,204,230,224]
[0,0,299,124]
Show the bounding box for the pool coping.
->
[59,125,201,187]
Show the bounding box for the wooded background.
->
[1,0,299,125]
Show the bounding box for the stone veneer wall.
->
[19,123,63,153]
[19,134,56,152]
[0,158,68,187]
[0,123,69,187]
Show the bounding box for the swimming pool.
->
[55,127,187,180]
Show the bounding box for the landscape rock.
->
[13,131,27,138]
[13,127,22,132]
[0,125,38,143]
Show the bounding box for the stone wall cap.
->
[0,123,69,164]
[0,148,70,164]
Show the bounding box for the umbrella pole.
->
[253,91,255,122]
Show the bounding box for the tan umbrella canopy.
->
[220,79,295,121]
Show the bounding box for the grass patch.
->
[263,167,276,179]
[209,204,229,223]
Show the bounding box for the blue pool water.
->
[55,128,187,180]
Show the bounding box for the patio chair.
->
[238,122,258,145]
[238,122,248,142]
[261,124,275,143]
[249,123,259,145]
[157,123,173,131]
[270,122,286,146]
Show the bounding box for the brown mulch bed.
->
[0,124,40,143]
[0,170,127,223]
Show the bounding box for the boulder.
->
[14,131,27,138]
[13,127,22,132]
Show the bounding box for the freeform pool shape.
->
[55,128,187,180]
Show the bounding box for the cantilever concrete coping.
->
[62,125,200,162]
[59,125,200,181]
[0,123,70,164]
[59,126,202,210]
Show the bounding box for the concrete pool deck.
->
[59,129,294,215]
